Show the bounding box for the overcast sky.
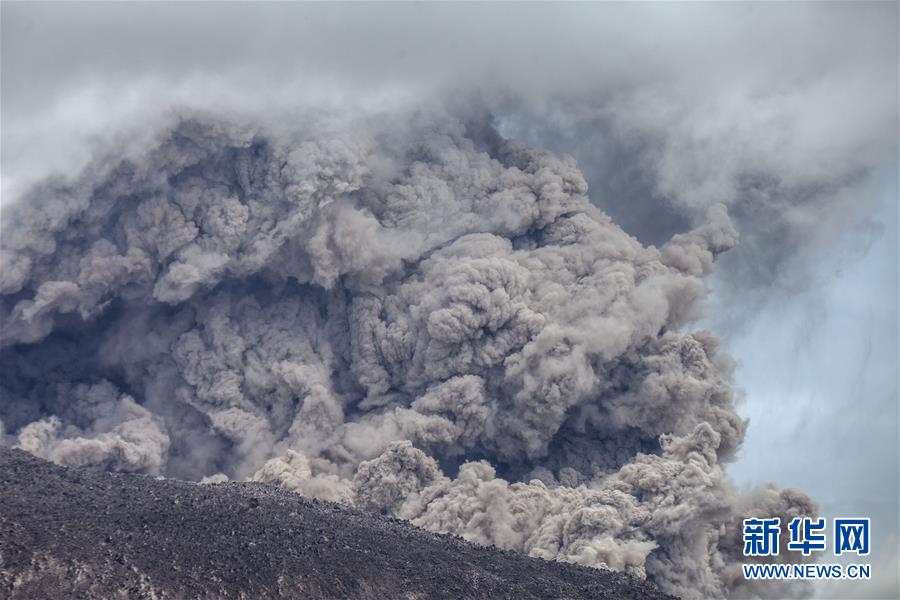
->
[2,3,897,597]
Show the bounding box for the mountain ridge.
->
[0,447,675,599]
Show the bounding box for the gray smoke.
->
[0,107,815,598]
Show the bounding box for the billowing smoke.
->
[0,107,815,598]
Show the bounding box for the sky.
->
[718,175,899,598]
[2,3,898,598]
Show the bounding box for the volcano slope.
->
[0,448,675,600]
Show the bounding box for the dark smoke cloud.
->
[3,3,896,598]
[0,109,814,598]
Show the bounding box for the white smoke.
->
[0,107,817,598]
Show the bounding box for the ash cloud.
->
[1,109,813,598]
[3,3,896,599]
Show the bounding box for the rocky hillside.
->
[0,448,675,599]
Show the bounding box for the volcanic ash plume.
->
[0,108,814,599]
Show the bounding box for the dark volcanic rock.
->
[0,448,675,599]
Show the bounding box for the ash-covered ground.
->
[0,448,675,599]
